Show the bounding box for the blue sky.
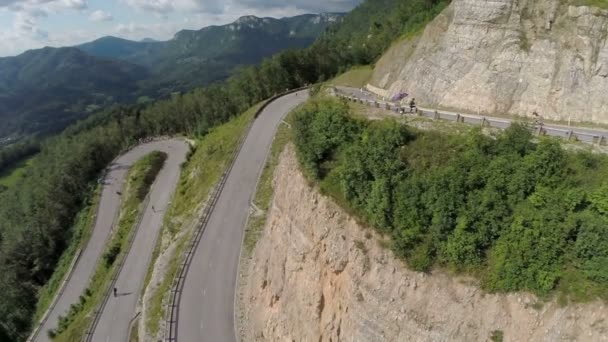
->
[0,0,361,57]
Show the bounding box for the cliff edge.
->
[239,144,608,341]
[371,0,608,124]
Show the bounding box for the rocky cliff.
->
[371,0,608,124]
[239,144,608,341]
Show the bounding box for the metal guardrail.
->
[163,87,308,342]
[337,92,607,146]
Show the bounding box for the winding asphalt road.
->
[91,140,189,342]
[176,91,309,342]
[32,139,188,342]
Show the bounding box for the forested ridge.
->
[0,13,339,142]
[0,47,149,140]
[0,1,450,340]
[293,98,608,301]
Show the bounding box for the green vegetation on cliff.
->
[293,98,608,301]
[312,0,449,72]
[571,0,608,9]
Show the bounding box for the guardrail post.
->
[599,136,606,146]
[434,110,439,120]
[480,117,486,127]
[456,113,461,122]
[385,103,391,110]
[595,136,604,146]
[567,130,574,141]
[374,101,380,108]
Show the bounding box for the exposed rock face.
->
[240,144,608,341]
[371,0,608,123]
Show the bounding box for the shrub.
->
[293,98,608,299]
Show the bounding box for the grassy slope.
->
[571,0,608,9]
[51,151,167,341]
[144,103,262,337]
[0,157,34,187]
[328,66,373,89]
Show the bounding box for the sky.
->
[0,0,361,57]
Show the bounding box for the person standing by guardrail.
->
[409,98,417,113]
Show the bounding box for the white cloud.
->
[0,10,50,56]
[0,0,52,9]
[60,0,86,10]
[123,0,172,14]
[0,0,87,10]
[25,7,47,17]
[115,21,178,40]
[13,11,48,39]
[123,0,225,15]
[0,0,91,56]
[89,9,112,22]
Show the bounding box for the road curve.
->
[32,139,188,342]
[176,91,309,342]
[90,140,189,342]
[336,86,608,141]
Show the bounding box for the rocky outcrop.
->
[240,144,608,341]
[371,0,608,123]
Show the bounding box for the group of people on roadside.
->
[356,85,416,114]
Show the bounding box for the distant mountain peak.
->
[317,12,342,22]
[235,15,262,24]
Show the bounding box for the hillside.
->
[79,14,344,94]
[76,36,162,65]
[0,13,342,141]
[370,0,608,124]
[0,47,147,139]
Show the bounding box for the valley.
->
[0,13,341,141]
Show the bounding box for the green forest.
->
[293,98,608,300]
[0,0,452,340]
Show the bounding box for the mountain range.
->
[0,47,148,138]
[0,13,343,140]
